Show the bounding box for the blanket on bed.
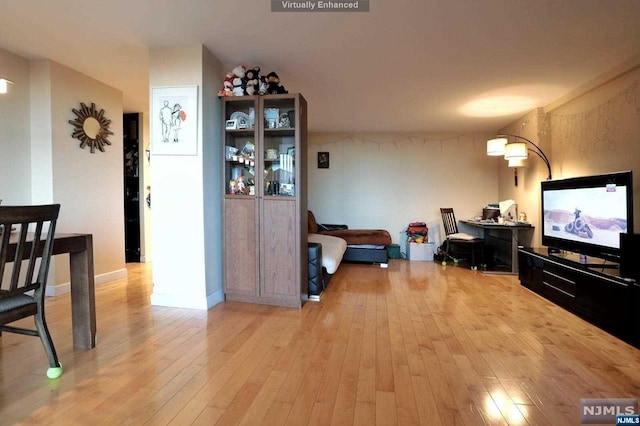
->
[308,211,392,246]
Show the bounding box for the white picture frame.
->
[151,85,199,155]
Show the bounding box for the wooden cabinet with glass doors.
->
[222,94,308,307]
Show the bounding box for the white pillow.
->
[447,232,478,241]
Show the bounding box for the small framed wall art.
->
[318,152,330,169]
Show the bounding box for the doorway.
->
[123,113,141,262]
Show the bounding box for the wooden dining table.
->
[7,232,96,349]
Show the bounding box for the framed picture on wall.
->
[318,152,330,169]
[151,85,199,155]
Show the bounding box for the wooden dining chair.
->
[0,204,63,379]
[440,207,485,269]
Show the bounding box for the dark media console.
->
[518,247,639,348]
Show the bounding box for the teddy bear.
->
[232,76,245,96]
[218,65,247,97]
[244,66,261,96]
[265,71,288,94]
[217,72,235,97]
[227,65,246,96]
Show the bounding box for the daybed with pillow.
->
[308,211,392,266]
[307,211,392,300]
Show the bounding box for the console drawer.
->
[543,269,576,309]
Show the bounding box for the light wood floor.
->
[1,260,639,425]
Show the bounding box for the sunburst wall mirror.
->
[69,102,113,153]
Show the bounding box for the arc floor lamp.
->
[487,134,552,181]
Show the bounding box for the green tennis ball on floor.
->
[47,364,63,379]
[441,261,447,266]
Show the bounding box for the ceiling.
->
[2,0,640,133]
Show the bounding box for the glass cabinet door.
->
[224,98,258,196]
[262,97,296,198]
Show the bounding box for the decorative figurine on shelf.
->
[237,175,247,194]
[278,113,291,128]
[229,179,238,194]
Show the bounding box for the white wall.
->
[149,44,224,309]
[0,49,31,204]
[307,132,498,248]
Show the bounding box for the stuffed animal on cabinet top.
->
[265,71,288,94]
[244,66,261,96]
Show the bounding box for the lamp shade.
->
[504,142,528,160]
[486,138,507,156]
[508,158,527,168]
[0,79,7,94]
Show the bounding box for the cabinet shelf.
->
[222,94,308,308]
[264,128,295,136]
[225,129,255,137]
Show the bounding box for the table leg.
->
[69,234,96,349]
[510,229,519,274]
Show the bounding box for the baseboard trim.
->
[150,288,224,310]
[46,268,128,297]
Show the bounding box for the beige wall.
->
[496,64,640,246]
[48,61,126,285]
[547,67,640,234]
[308,132,498,247]
[496,108,549,247]
[1,49,126,292]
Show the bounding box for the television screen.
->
[541,171,633,262]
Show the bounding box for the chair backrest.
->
[0,205,60,301]
[440,208,459,236]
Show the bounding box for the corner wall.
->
[496,62,640,245]
[1,50,127,293]
[149,44,224,309]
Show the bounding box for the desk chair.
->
[440,208,485,269]
[0,204,63,379]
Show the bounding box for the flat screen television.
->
[541,171,634,263]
